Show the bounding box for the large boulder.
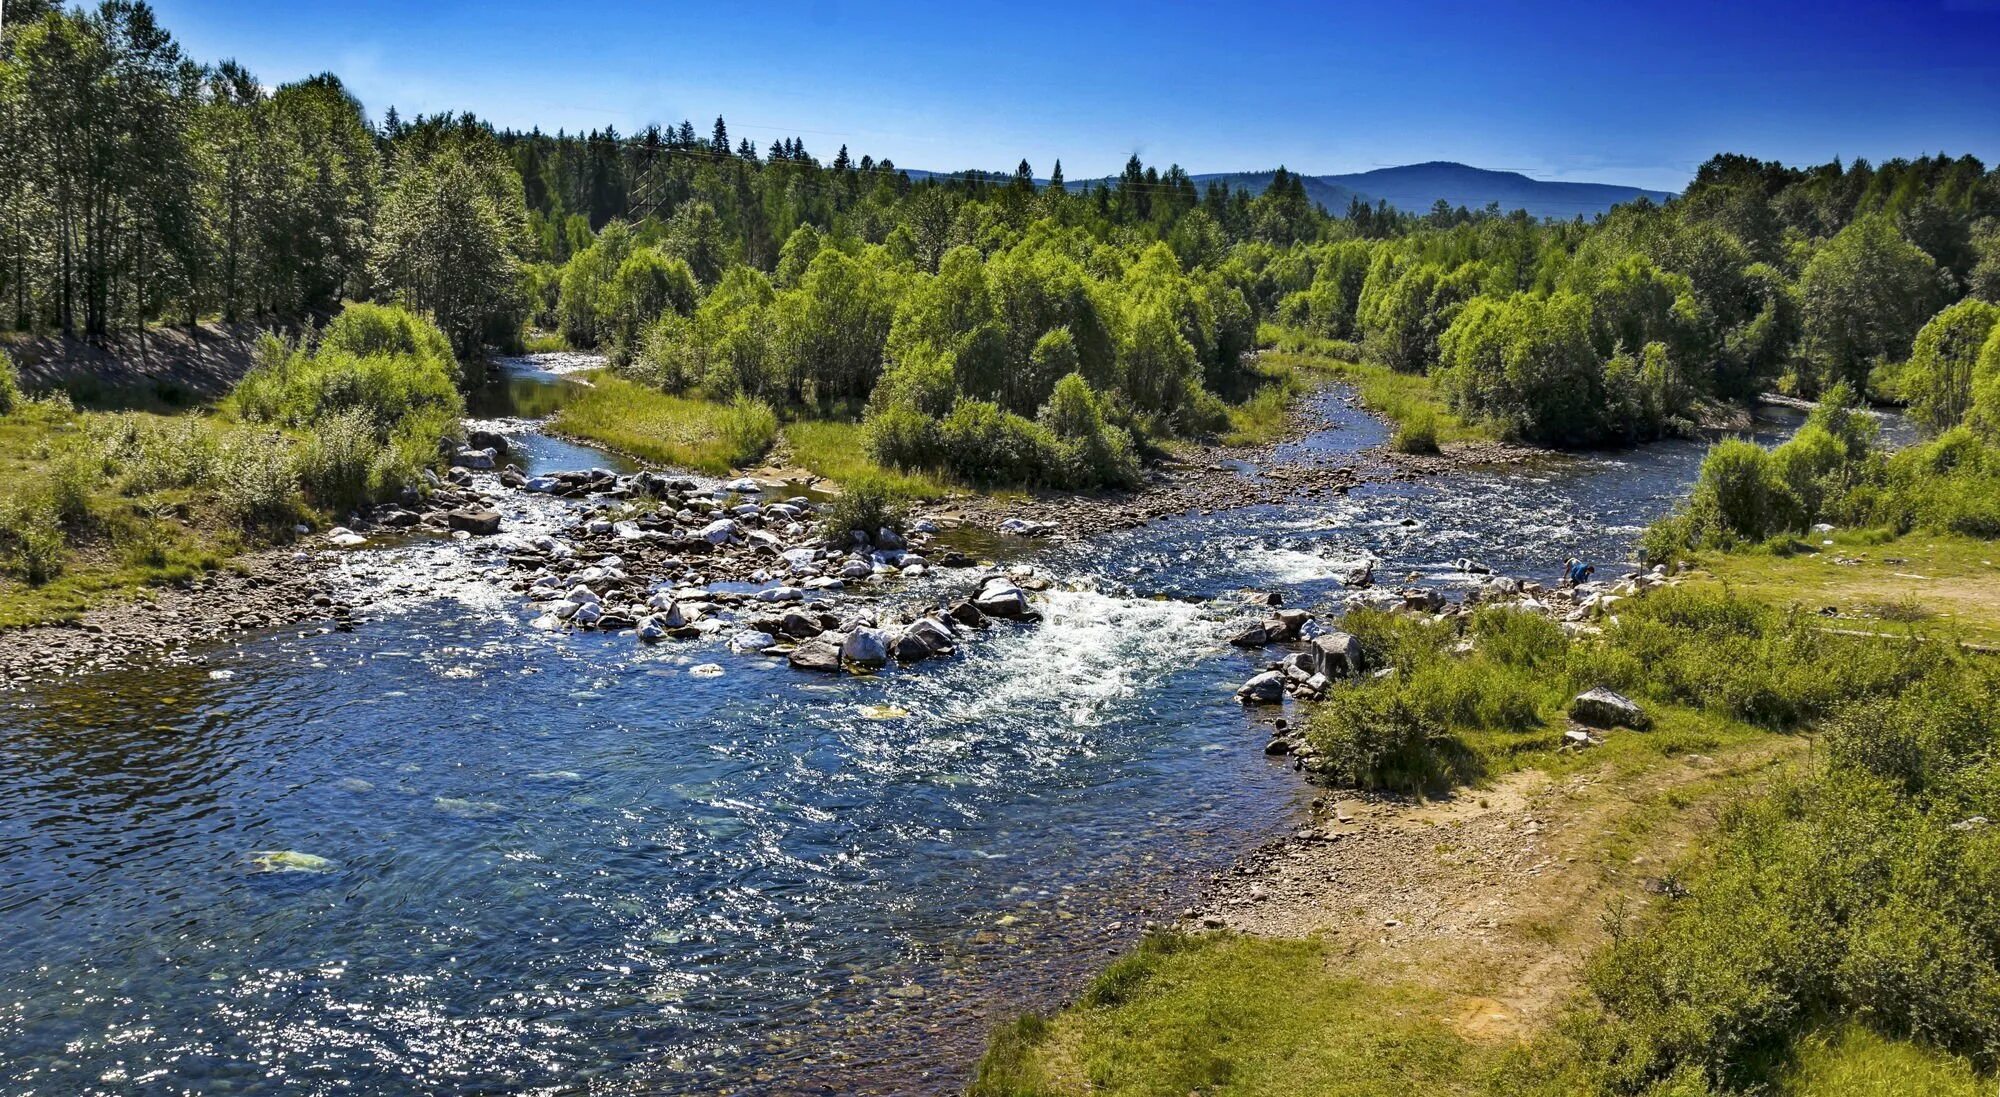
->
[1235,671,1286,705]
[1270,609,1310,642]
[643,596,688,629]
[777,608,822,639]
[1571,687,1646,729]
[788,638,842,672]
[447,507,502,535]
[891,629,936,663]
[1310,632,1364,679]
[466,429,510,456]
[1227,620,1273,647]
[698,519,741,546]
[451,447,497,470]
[908,616,956,652]
[840,627,891,669]
[972,577,1031,619]
[893,617,956,662]
[729,630,777,655]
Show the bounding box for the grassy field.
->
[1692,531,2000,646]
[974,935,1485,1097]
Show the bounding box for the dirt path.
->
[1181,738,1805,1041]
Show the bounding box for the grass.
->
[550,373,779,474]
[972,737,1808,1097]
[1778,1025,1992,1097]
[1692,531,2000,646]
[0,305,461,627]
[553,382,957,497]
[971,934,1486,1097]
[0,402,235,625]
[779,419,952,500]
[1300,595,1877,797]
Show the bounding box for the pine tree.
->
[710,116,730,156]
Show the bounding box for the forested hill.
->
[1187,163,1679,220]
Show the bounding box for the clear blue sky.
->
[148,0,2000,192]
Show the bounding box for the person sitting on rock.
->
[1564,560,1595,588]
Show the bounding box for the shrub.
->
[214,435,301,530]
[1037,373,1141,489]
[1391,406,1440,454]
[0,351,20,416]
[864,402,944,472]
[0,494,65,585]
[819,475,909,542]
[230,306,463,434]
[45,450,101,533]
[294,409,378,511]
[1902,298,2000,435]
[937,399,1059,486]
[1309,688,1479,795]
[1685,438,1787,544]
[716,397,780,469]
[94,414,219,493]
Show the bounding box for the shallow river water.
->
[0,362,1827,1094]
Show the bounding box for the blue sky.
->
[149,0,2000,192]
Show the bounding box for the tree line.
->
[7,2,2000,488]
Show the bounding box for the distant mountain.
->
[909,161,1677,221]
[1302,162,1677,220]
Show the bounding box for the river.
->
[0,359,1833,1095]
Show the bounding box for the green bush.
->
[1310,687,1480,795]
[863,374,1140,491]
[229,307,463,435]
[45,449,102,533]
[938,399,1058,485]
[0,494,66,585]
[716,396,780,469]
[1391,406,1441,454]
[94,414,219,493]
[0,351,21,416]
[1038,373,1141,489]
[818,475,909,542]
[294,408,378,511]
[214,434,301,530]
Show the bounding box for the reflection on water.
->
[0,376,1880,1094]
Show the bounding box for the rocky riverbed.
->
[0,377,1532,687]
